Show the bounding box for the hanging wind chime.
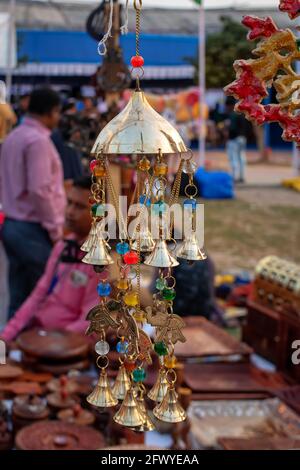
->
[81,0,206,431]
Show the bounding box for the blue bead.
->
[152,201,167,215]
[116,340,129,354]
[184,198,197,210]
[97,282,111,297]
[116,242,130,255]
[139,195,151,207]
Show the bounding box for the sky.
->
[35,0,281,9]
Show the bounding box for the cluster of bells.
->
[86,359,185,429]
[80,88,207,428]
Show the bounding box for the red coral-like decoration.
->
[279,0,300,19]
[242,16,278,40]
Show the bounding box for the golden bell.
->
[81,223,97,252]
[134,394,155,432]
[82,238,114,266]
[153,387,186,423]
[131,228,155,253]
[176,232,207,261]
[148,368,169,403]
[112,365,131,400]
[87,370,118,408]
[144,239,179,268]
[91,90,187,158]
[113,389,145,428]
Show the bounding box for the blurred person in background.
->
[225,97,247,183]
[0,87,17,145]
[0,88,66,318]
[15,94,30,125]
[0,178,100,342]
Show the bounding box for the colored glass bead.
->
[154,162,168,177]
[139,195,151,207]
[123,251,139,265]
[138,157,151,171]
[116,340,129,354]
[162,287,176,301]
[184,198,197,210]
[155,277,166,291]
[182,160,197,175]
[154,341,168,356]
[131,55,145,68]
[132,368,146,382]
[94,165,106,178]
[124,291,139,307]
[116,242,130,255]
[116,278,129,290]
[91,203,105,217]
[95,340,110,356]
[152,200,167,215]
[89,197,95,205]
[124,361,136,372]
[89,159,98,172]
[164,356,177,369]
[97,282,111,297]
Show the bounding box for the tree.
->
[186,16,254,89]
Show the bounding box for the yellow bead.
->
[94,166,106,177]
[138,157,151,172]
[164,355,177,369]
[154,162,168,177]
[116,278,129,290]
[133,310,146,323]
[124,291,139,307]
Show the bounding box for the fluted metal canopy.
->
[91,90,187,156]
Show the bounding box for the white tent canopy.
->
[34,0,281,10]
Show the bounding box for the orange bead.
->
[164,355,177,369]
[94,165,106,177]
[124,361,136,372]
[138,157,151,172]
[116,278,129,290]
[133,310,146,323]
[154,162,168,177]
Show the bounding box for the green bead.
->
[132,368,146,383]
[155,278,166,291]
[154,341,168,356]
[162,288,176,301]
[91,203,105,217]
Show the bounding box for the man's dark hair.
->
[73,176,91,190]
[28,88,60,115]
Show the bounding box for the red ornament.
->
[89,159,98,172]
[131,55,144,68]
[123,251,139,265]
[124,361,136,372]
[279,0,300,19]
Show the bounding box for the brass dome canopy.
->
[91,90,187,157]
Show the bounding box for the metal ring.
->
[168,238,177,252]
[166,368,177,385]
[96,355,109,370]
[164,275,176,289]
[184,184,198,198]
[134,0,142,10]
[182,149,194,161]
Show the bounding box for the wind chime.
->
[81,0,206,431]
[225,0,300,145]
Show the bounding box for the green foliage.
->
[186,16,253,89]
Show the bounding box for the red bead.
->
[89,197,95,205]
[131,55,144,68]
[124,361,136,372]
[123,251,139,265]
[89,159,98,172]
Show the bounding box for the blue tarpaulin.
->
[17,30,198,66]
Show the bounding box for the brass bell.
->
[113,388,144,428]
[112,365,131,400]
[82,238,114,266]
[148,368,169,403]
[134,393,155,432]
[87,370,118,408]
[153,386,186,423]
[131,228,155,253]
[91,90,187,158]
[176,232,207,261]
[144,239,179,268]
[81,222,97,252]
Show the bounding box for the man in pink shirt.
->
[0,178,100,342]
[0,88,66,317]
